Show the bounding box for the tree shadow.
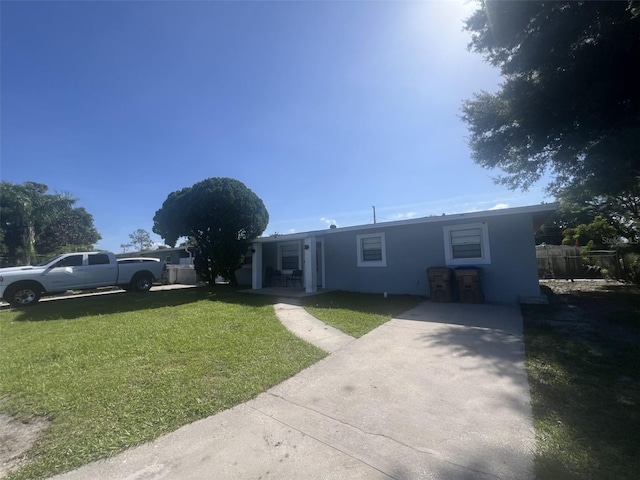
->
[280,300,536,480]
[7,285,277,322]
[523,282,640,478]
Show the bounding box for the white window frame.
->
[443,222,491,265]
[357,232,387,267]
[278,242,301,271]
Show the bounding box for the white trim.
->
[357,232,387,267]
[316,238,325,287]
[303,237,317,293]
[443,222,491,265]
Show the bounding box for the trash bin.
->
[454,267,483,303]
[427,267,453,302]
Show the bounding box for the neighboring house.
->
[249,203,558,304]
[116,247,195,266]
[117,247,197,285]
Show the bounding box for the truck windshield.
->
[34,254,64,266]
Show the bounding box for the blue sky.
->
[1,0,552,253]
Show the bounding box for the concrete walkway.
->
[273,299,355,353]
[51,301,535,480]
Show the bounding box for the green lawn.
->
[302,291,422,337]
[522,294,640,480]
[0,287,325,480]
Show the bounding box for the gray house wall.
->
[480,214,539,303]
[320,213,539,303]
[323,222,442,297]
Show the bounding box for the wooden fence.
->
[536,245,620,279]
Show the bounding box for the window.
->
[279,243,300,270]
[55,254,83,267]
[88,254,110,265]
[443,223,491,265]
[357,233,386,267]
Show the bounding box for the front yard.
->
[2,282,637,480]
[0,287,325,480]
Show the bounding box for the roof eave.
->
[252,203,559,243]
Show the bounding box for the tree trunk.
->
[22,223,36,265]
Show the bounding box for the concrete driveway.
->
[52,301,535,480]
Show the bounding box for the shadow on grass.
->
[525,323,640,480]
[299,290,423,318]
[523,283,640,479]
[8,285,278,322]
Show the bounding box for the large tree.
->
[462,1,639,202]
[0,182,101,265]
[126,228,154,252]
[38,206,102,255]
[153,178,269,285]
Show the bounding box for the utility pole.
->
[372,206,377,224]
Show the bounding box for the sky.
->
[1,0,553,253]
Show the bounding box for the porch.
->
[250,236,324,295]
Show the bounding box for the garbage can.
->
[427,267,453,302]
[454,267,483,303]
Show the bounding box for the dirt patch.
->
[0,413,48,479]
[535,279,640,342]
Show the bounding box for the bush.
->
[621,251,640,284]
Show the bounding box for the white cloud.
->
[489,203,509,211]
[390,211,418,220]
[320,217,338,228]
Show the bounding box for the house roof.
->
[253,202,559,244]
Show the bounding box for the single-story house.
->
[117,247,198,284]
[116,247,195,266]
[248,203,558,304]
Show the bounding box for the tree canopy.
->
[0,181,101,265]
[153,177,269,285]
[562,216,617,248]
[462,1,639,200]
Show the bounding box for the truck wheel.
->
[5,283,42,307]
[130,273,153,293]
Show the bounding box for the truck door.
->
[85,253,117,288]
[42,254,85,291]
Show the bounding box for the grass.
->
[522,303,640,480]
[0,286,326,480]
[302,291,422,338]
[15,283,633,480]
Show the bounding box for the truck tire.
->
[130,273,153,293]
[4,282,42,308]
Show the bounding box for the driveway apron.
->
[51,301,535,480]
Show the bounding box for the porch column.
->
[303,237,317,293]
[251,242,263,289]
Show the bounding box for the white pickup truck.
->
[0,252,165,307]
